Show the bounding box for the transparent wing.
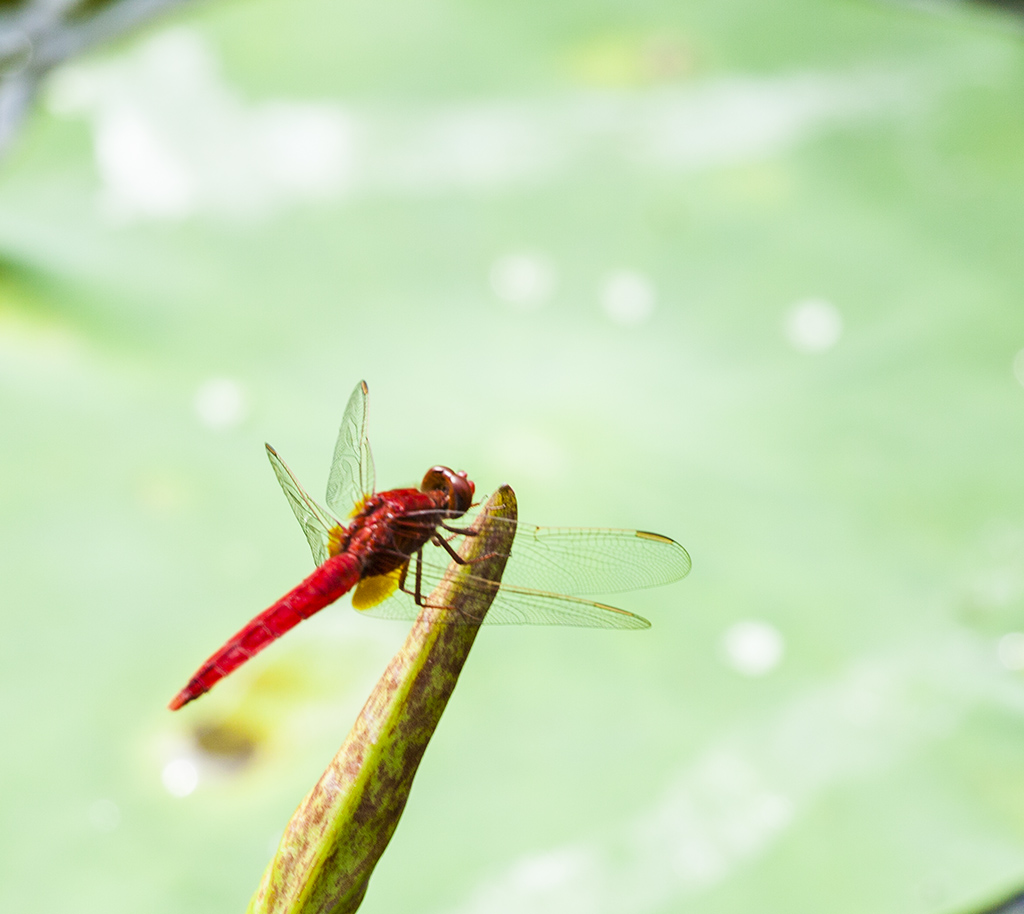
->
[266,444,336,567]
[500,523,691,594]
[482,585,650,628]
[326,380,375,516]
[358,560,652,629]
[376,509,691,596]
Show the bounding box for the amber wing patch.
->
[327,525,346,557]
[348,495,371,520]
[352,566,405,610]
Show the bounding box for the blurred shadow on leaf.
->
[971,887,1024,914]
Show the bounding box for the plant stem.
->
[247,484,518,914]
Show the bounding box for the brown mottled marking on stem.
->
[247,485,517,914]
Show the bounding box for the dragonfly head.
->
[421,466,475,518]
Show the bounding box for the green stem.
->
[247,484,518,914]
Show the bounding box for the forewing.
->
[502,524,691,594]
[381,510,691,596]
[326,380,376,516]
[266,444,335,567]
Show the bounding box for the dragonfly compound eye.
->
[421,466,475,517]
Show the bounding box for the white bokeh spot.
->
[490,253,556,309]
[161,761,199,794]
[88,798,121,833]
[784,299,842,352]
[194,378,248,430]
[601,270,656,325]
[162,758,199,797]
[1012,349,1024,388]
[722,620,784,676]
[998,632,1024,671]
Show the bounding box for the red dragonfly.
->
[169,381,690,710]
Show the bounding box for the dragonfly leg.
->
[395,540,501,623]
[432,533,470,564]
[393,544,491,623]
[440,521,478,535]
[431,532,501,567]
[414,547,424,605]
[395,550,465,615]
[396,560,412,597]
[394,550,428,607]
[389,548,425,605]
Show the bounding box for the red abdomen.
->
[168,552,361,710]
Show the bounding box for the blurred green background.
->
[4,0,1024,912]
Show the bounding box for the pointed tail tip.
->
[168,689,191,711]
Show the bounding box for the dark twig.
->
[0,0,197,156]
